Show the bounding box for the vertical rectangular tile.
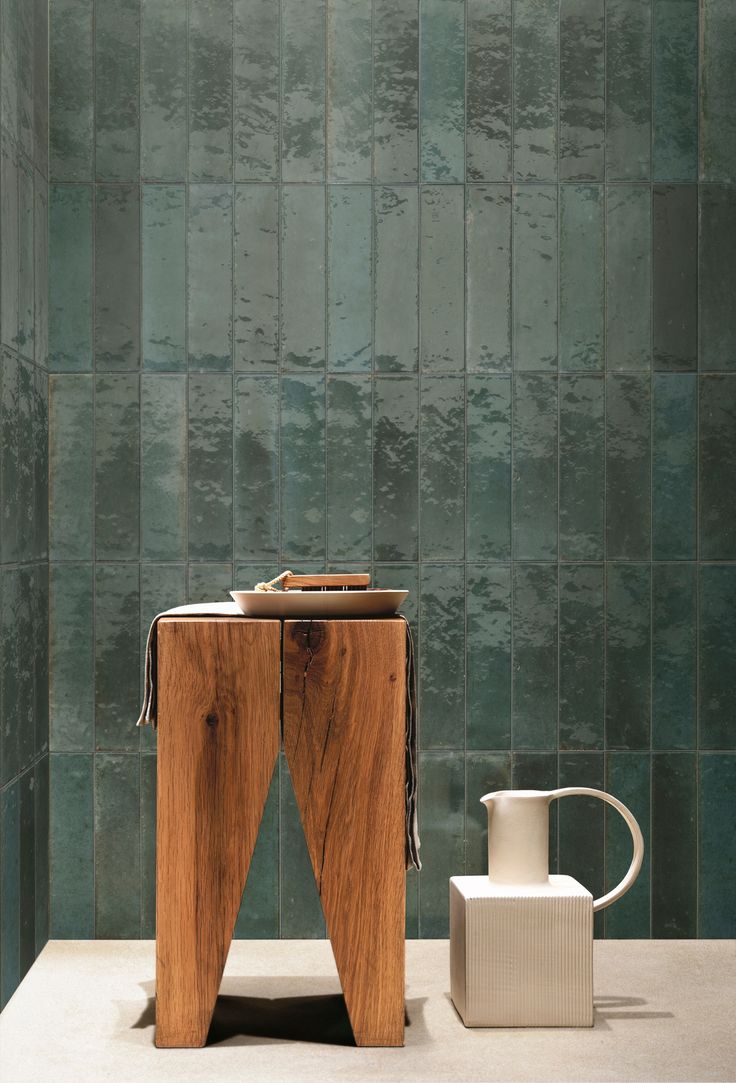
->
[420,0,465,182]
[17,2,35,161]
[95,563,140,752]
[700,375,736,558]
[559,184,604,371]
[605,375,651,560]
[33,567,50,760]
[234,0,280,181]
[699,186,736,370]
[0,0,18,136]
[282,0,326,182]
[606,0,652,180]
[512,563,558,749]
[34,0,50,175]
[605,185,651,370]
[281,374,326,561]
[466,186,511,372]
[32,366,49,563]
[234,375,279,561]
[420,186,464,371]
[281,186,325,369]
[188,373,233,561]
[1,782,19,1007]
[95,754,140,938]
[467,566,511,750]
[280,756,325,937]
[373,376,418,560]
[512,185,558,370]
[95,184,140,371]
[141,376,187,560]
[95,373,140,560]
[513,0,558,180]
[49,0,93,180]
[326,376,372,561]
[652,563,696,750]
[188,0,232,181]
[17,159,34,361]
[558,753,605,921]
[95,0,139,181]
[559,0,604,181]
[419,751,464,936]
[466,0,511,181]
[0,568,19,783]
[141,0,186,181]
[19,769,36,979]
[420,376,464,560]
[700,0,736,182]
[699,754,736,937]
[49,563,94,752]
[420,564,465,749]
[34,755,50,955]
[465,753,511,873]
[49,753,94,938]
[559,564,604,750]
[234,773,279,938]
[372,0,418,183]
[652,373,696,559]
[327,186,372,371]
[49,185,92,371]
[513,374,558,561]
[16,567,35,774]
[142,185,186,371]
[652,753,697,936]
[326,0,371,182]
[653,0,698,181]
[34,176,49,370]
[653,184,697,369]
[1,353,19,563]
[234,184,279,370]
[605,563,650,749]
[699,565,736,749]
[466,375,511,560]
[188,184,233,371]
[605,752,651,937]
[0,133,19,352]
[559,375,604,560]
[374,187,418,371]
[49,375,93,560]
[188,563,233,604]
[140,754,156,938]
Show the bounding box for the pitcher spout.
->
[482,789,553,886]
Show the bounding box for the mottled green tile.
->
[420,186,464,371]
[605,375,651,559]
[280,755,325,938]
[652,564,696,750]
[188,0,232,182]
[419,751,464,936]
[559,564,604,749]
[18,769,35,979]
[0,569,20,785]
[142,185,186,371]
[512,186,557,370]
[653,185,697,369]
[95,373,140,560]
[326,376,371,561]
[281,374,326,561]
[420,564,465,749]
[139,564,187,750]
[559,185,603,371]
[405,868,419,939]
[95,564,139,752]
[17,2,35,162]
[466,375,511,560]
[606,0,652,180]
[372,0,418,183]
[513,0,558,180]
[141,0,187,181]
[16,567,35,774]
[699,565,736,749]
[466,0,511,181]
[17,362,34,559]
[653,0,698,181]
[32,565,49,759]
[49,185,92,371]
[560,0,604,180]
[235,771,279,938]
[0,0,18,137]
[465,753,511,873]
[1,352,19,564]
[49,375,93,560]
[558,753,605,927]
[373,376,418,560]
[188,373,233,561]
[139,754,156,938]
[327,186,371,371]
[32,365,49,562]
[466,186,511,371]
[33,0,49,174]
[652,753,696,937]
[1,781,19,1006]
[34,176,49,370]
[49,0,93,180]
[326,0,371,182]
[50,753,94,938]
[420,376,464,559]
[510,751,558,869]
[95,184,140,371]
[700,376,736,558]
[560,375,604,560]
[374,187,418,371]
[234,375,279,561]
[17,158,34,360]
[513,375,558,560]
[700,0,736,182]
[187,563,233,604]
[512,563,557,750]
[605,186,651,369]
[467,565,511,750]
[605,752,651,937]
[141,376,187,560]
[95,754,140,938]
[281,186,325,369]
[34,755,50,955]
[420,0,465,182]
[373,562,419,637]
[653,373,696,558]
[0,134,19,352]
[605,563,650,749]
[699,187,736,370]
[699,754,736,937]
[234,184,279,370]
[49,563,94,753]
[187,184,233,371]
[234,0,279,181]
[95,0,139,181]
[282,0,325,182]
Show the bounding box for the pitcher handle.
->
[550,787,644,913]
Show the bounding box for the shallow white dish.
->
[230,588,408,618]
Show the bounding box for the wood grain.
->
[282,573,370,590]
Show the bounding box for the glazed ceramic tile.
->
[234,375,279,561]
[49,0,93,180]
[17,158,34,361]
[326,0,371,182]
[466,186,511,371]
[234,773,279,938]
[33,755,49,955]
[94,184,140,371]
[280,374,326,561]
[466,0,511,181]
[34,177,49,370]
[327,186,372,371]
[49,753,94,938]
[374,187,418,372]
[700,0,736,182]
[559,374,604,560]
[652,563,696,750]
[0,0,18,137]
[49,563,94,753]
[699,186,736,369]
[513,0,558,180]
[698,565,736,749]
[605,563,650,749]
[420,0,465,183]
[420,376,464,560]
[466,565,511,750]
[141,375,187,561]
[0,567,20,784]
[513,374,558,560]
[142,185,186,372]
[420,186,464,371]
[653,0,698,182]
[465,753,511,872]
[605,752,651,937]
[326,375,371,562]
[18,769,36,978]
[94,373,140,560]
[699,375,736,557]
[652,753,697,936]
[559,0,604,181]
[281,186,325,370]
[418,751,465,936]
[49,185,92,371]
[49,375,93,560]
[234,0,279,182]
[558,752,605,917]
[95,753,140,938]
[698,754,736,936]
[187,184,233,371]
[282,0,325,183]
[280,755,325,938]
[234,184,279,370]
[94,0,139,181]
[512,185,557,370]
[605,185,651,370]
[605,375,651,560]
[187,563,233,604]
[606,0,651,180]
[559,564,604,750]
[466,374,511,560]
[559,185,604,371]
[188,373,233,561]
[420,564,465,750]
[141,0,187,181]
[512,563,558,750]
[94,564,140,752]
[652,373,696,559]
[653,185,697,369]
[372,0,418,183]
[139,753,156,939]
[0,134,19,352]
[373,375,418,560]
[1,781,20,1006]
[188,0,232,182]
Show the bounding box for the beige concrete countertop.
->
[1,939,733,1082]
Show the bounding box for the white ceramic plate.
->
[230,588,408,618]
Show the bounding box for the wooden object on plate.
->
[281,573,370,591]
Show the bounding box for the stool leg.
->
[155,619,280,1048]
[283,619,407,1047]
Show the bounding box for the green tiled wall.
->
[0,0,50,1009]
[47,0,736,942]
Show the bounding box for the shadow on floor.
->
[593,995,674,1028]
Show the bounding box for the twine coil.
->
[254,570,294,592]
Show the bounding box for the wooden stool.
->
[154,616,408,1048]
